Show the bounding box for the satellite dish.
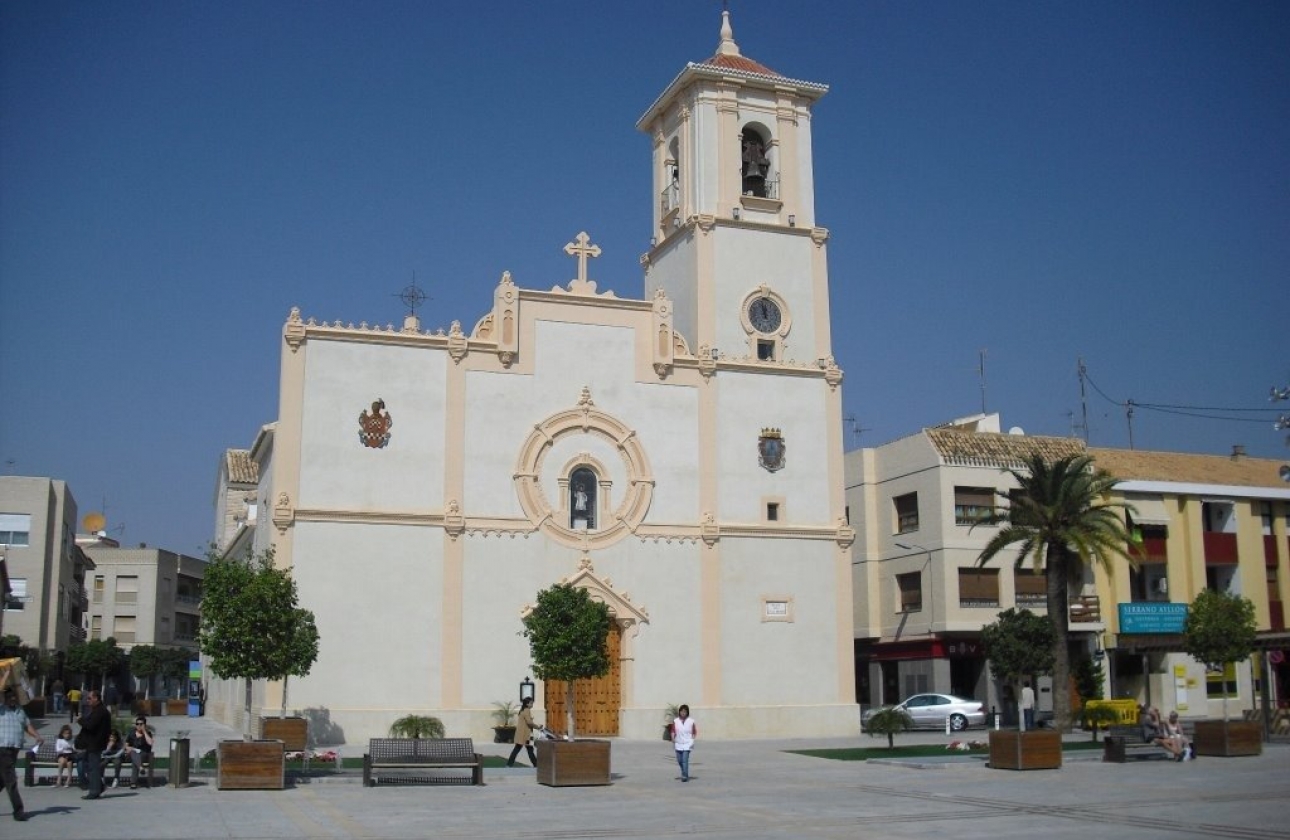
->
[1280,465,1290,483]
[83,512,106,533]
[1008,426,1025,436]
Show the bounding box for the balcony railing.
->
[1203,531,1238,564]
[659,182,680,217]
[68,625,86,643]
[1069,595,1101,624]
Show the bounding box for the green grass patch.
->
[789,741,1103,761]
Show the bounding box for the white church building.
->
[211,11,858,743]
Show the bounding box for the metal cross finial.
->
[564,232,601,285]
[394,272,429,317]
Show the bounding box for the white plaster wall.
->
[718,537,840,705]
[716,372,830,523]
[644,232,700,349]
[298,342,446,512]
[288,522,444,720]
[713,228,818,360]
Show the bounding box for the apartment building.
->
[847,414,1290,721]
[0,476,93,654]
[79,538,206,653]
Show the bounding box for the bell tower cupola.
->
[637,10,833,366]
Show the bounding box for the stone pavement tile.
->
[8,732,1285,840]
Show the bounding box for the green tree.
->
[198,548,320,734]
[976,453,1137,731]
[520,583,612,741]
[65,638,125,692]
[981,607,1056,730]
[129,645,162,700]
[864,707,914,749]
[159,648,193,699]
[1183,589,1257,723]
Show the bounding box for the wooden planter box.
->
[535,739,611,786]
[1192,720,1262,757]
[166,699,189,716]
[988,729,1062,770]
[133,699,163,717]
[217,740,285,790]
[260,717,308,751]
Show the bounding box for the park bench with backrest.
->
[1103,722,1194,762]
[362,737,483,786]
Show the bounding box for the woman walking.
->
[671,704,697,782]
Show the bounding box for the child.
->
[54,724,77,787]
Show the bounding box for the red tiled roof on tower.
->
[701,9,782,79]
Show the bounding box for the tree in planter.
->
[520,583,612,742]
[159,648,192,701]
[1182,589,1257,723]
[981,608,1056,731]
[65,638,125,693]
[129,645,162,704]
[976,453,1137,731]
[198,548,320,736]
[864,707,915,749]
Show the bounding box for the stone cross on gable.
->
[564,231,601,286]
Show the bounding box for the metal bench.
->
[1103,723,1192,762]
[23,743,63,786]
[362,737,483,786]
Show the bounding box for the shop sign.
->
[1118,602,1187,634]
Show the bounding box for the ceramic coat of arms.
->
[758,428,785,472]
[358,398,392,449]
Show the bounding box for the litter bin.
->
[168,738,190,788]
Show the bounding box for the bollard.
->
[993,706,1000,731]
[945,715,951,735]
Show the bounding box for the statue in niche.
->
[570,469,596,530]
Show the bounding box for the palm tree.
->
[976,453,1137,732]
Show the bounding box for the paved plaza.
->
[6,712,1288,840]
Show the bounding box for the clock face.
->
[748,297,782,333]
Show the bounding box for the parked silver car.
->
[863,693,986,732]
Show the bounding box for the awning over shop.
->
[1125,495,1170,526]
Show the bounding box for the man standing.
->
[78,689,111,800]
[1,686,44,821]
[1021,681,1036,731]
[50,678,65,714]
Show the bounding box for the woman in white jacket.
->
[671,704,697,782]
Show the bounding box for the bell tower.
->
[637,10,832,365]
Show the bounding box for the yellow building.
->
[1090,447,1289,722]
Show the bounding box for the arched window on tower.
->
[740,127,771,197]
[570,467,598,530]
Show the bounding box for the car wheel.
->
[950,714,968,732]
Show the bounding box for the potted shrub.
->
[1183,589,1262,756]
[199,548,320,790]
[982,608,1062,770]
[521,583,613,786]
[492,701,518,744]
[389,715,445,739]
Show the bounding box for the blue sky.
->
[2,0,1286,555]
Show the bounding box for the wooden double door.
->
[544,623,621,737]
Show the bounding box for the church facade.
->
[211,12,857,742]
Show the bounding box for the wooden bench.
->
[362,738,483,787]
[1103,723,1194,762]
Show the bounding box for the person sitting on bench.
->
[1141,707,1182,760]
[123,717,154,788]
